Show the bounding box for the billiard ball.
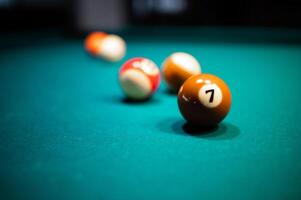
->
[162,52,201,92]
[119,58,160,100]
[84,32,126,62]
[85,32,107,56]
[178,74,231,126]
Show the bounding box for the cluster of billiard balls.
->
[85,32,232,127]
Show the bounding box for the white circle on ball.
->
[140,59,159,76]
[133,59,159,76]
[198,83,222,108]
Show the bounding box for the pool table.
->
[1,27,301,200]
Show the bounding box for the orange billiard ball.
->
[85,32,108,56]
[178,74,231,126]
[84,32,126,62]
[162,52,201,92]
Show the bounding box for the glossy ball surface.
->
[84,32,126,62]
[162,52,201,92]
[119,58,160,100]
[178,74,231,126]
[84,32,108,56]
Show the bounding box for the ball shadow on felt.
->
[99,94,161,106]
[120,96,160,105]
[163,88,178,96]
[157,118,240,140]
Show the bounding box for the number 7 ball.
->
[178,74,232,126]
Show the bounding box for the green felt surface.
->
[1,28,301,200]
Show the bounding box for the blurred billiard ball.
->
[119,57,160,100]
[162,52,201,92]
[85,32,126,62]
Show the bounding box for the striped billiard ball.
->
[162,52,201,92]
[119,58,160,100]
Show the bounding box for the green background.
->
[1,28,301,199]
